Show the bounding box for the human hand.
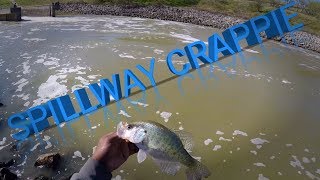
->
[92,132,139,172]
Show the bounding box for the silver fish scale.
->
[133,121,195,167]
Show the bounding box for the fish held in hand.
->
[117,121,211,180]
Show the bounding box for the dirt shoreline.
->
[22,3,320,53]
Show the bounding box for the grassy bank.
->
[0,0,319,35]
[197,0,320,35]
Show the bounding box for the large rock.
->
[0,168,18,180]
[0,159,15,168]
[34,175,50,180]
[34,152,61,169]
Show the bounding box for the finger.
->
[120,140,130,160]
[128,142,139,155]
[101,132,117,140]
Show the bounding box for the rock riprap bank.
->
[59,3,320,53]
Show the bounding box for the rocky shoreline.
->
[55,3,320,54]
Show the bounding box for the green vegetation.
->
[197,0,320,35]
[99,0,200,6]
[0,0,319,35]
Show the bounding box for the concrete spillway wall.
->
[0,7,22,21]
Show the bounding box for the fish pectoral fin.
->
[173,130,194,152]
[152,158,181,175]
[137,149,147,163]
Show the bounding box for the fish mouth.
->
[116,121,128,138]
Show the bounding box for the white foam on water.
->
[178,126,184,130]
[75,76,90,86]
[15,93,30,101]
[302,157,311,164]
[119,53,136,59]
[216,131,224,135]
[30,143,40,151]
[191,156,201,162]
[305,171,319,180]
[286,144,293,147]
[213,145,222,151]
[169,32,202,44]
[35,53,47,64]
[290,155,304,170]
[299,63,319,71]
[282,79,292,84]
[88,75,101,79]
[254,162,266,167]
[0,59,4,67]
[73,151,85,160]
[43,135,52,149]
[31,28,40,32]
[0,137,7,145]
[111,175,122,180]
[258,174,269,180]
[270,156,275,160]
[232,130,248,136]
[153,49,164,54]
[304,148,310,153]
[311,157,316,163]
[160,111,172,123]
[0,142,12,150]
[250,138,269,149]
[5,69,12,73]
[204,139,213,146]
[250,150,257,155]
[13,78,29,92]
[278,172,282,176]
[17,155,27,167]
[43,57,60,67]
[316,169,320,175]
[245,49,260,54]
[130,101,149,107]
[33,74,68,106]
[22,61,31,74]
[59,123,66,128]
[119,110,131,118]
[23,101,29,107]
[219,137,232,142]
[57,65,86,74]
[23,38,46,42]
[92,126,97,129]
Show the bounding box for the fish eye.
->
[127,125,132,129]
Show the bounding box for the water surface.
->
[0,15,320,180]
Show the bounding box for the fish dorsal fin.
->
[137,149,147,163]
[173,130,194,152]
[152,158,181,175]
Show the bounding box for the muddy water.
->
[0,15,320,180]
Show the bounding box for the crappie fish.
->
[117,121,211,180]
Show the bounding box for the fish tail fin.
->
[186,160,211,180]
